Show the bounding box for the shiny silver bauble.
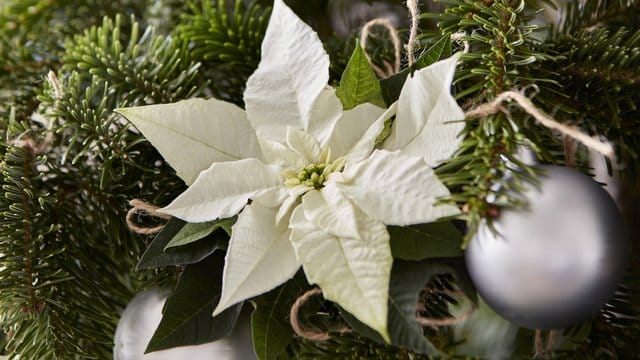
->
[465,165,629,329]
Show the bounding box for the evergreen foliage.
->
[0,0,638,358]
[176,0,271,104]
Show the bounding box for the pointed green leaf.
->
[136,218,228,270]
[389,222,463,260]
[164,217,235,250]
[380,36,452,104]
[251,272,310,360]
[341,258,474,355]
[146,253,243,353]
[336,40,385,110]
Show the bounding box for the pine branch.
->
[556,0,640,34]
[426,0,562,243]
[541,28,640,183]
[177,0,271,105]
[0,119,113,359]
[0,0,147,122]
[63,15,206,105]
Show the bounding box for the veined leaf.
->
[340,150,460,226]
[380,36,452,104]
[146,253,243,353]
[336,40,385,110]
[290,204,392,343]
[136,218,227,270]
[389,222,463,260]
[251,272,310,360]
[382,53,465,167]
[244,0,330,143]
[115,98,262,185]
[213,202,300,317]
[164,217,235,250]
[161,158,281,223]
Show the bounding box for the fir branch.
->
[427,0,561,243]
[542,27,640,182]
[0,0,147,122]
[556,0,640,34]
[63,15,206,105]
[177,0,271,104]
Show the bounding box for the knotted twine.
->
[289,287,475,341]
[360,18,402,78]
[534,329,557,359]
[126,199,171,235]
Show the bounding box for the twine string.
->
[533,329,557,359]
[406,0,419,67]
[464,90,615,158]
[290,288,475,342]
[451,32,470,53]
[563,135,576,168]
[126,199,171,235]
[416,290,477,328]
[289,288,351,341]
[360,18,402,78]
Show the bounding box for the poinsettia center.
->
[283,147,346,189]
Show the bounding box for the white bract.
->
[116,0,463,342]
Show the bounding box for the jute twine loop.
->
[126,199,171,235]
[290,288,476,342]
[289,287,351,341]
[451,32,470,53]
[464,90,615,158]
[533,329,557,359]
[406,0,419,67]
[359,0,419,77]
[416,290,477,328]
[360,18,402,78]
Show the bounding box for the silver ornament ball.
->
[114,288,256,360]
[465,165,629,329]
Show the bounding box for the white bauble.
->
[114,288,256,360]
[465,165,629,329]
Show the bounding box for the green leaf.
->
[336,40,385,110]
[380,36,452,104]
[251,272,310,360]
[164,217,235,250]
[389,222,463,260]
[341,258,475,355]
[136,218,228,270]
[146,253,244,353]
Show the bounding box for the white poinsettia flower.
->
[116,0,463,342]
